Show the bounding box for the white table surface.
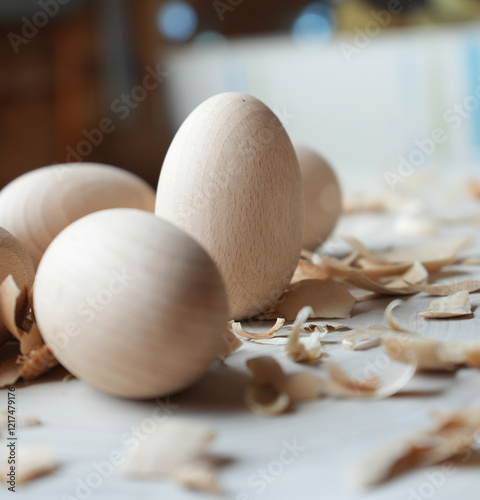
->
[3,166,480,500]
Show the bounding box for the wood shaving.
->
[385,261,428,289]
[273,279,355,320]
[285,307,325,363]
[382,332,480,371]
[317,359,416,400]
[375,235,473,270]
[305,251,414,281]
[350,407,480,489]
[465,348,480,368]
[408,279,480,296]
[171,460,219,494]
[0,277,58,386]
[290,260,330,284]
[0,276,24,342]
[244,356,320,415]
[121,419,219,493]
[228,318,285,340]
[19,344,58,381]
[0,444,57,485]
[419,290,472,318]
[218,330,243,359]
[342,236,389,265]
[342,325,394,351]
[385,299,411,332]
[345,272,418,296]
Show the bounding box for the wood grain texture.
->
[156,92,304,320]
[33,209,228,399]
[0,227,35,345]
[0,163,156,268]
[295,145,342,251]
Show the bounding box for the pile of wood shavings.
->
[3,176,480,492]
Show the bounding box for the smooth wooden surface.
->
[3,166,480,500]
[0,164,156,268]
[295,145,342,251]
[34,209,228,399]
[156,92,304,320]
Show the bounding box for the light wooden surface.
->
[3,166,480,500]
[156,92,304,320]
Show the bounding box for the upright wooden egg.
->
[34,209,228,399]
[295,145,342,251]
[0,163,155,268]
[156,92,304,320]
[0,227,35,342]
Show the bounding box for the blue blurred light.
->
[292,3,336,45]
[157,1,198,43]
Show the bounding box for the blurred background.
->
[1,0,480,188]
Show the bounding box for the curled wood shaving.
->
[228,318,285,340]
[345,271,418,296]
[244,385,291,416]
[171,460,219,494]
[408,279,480,296]
[350,407,480,489]
[304,251,414,280]
[218,329,243,359]
[244,356,320,415]
[0,277,58,386]
[274,279,355,320]
[342,325,393,351]
[121,420,219,493]
[19,344,59,381]
[327,362,379,392]
[419,290,472,318]
[343,236,389,265]
[385,299,411,332]
[382,332,480,371]
[317,359,416,400]
[285,307,325,363]
[1,444,57,485]
[0,276,24,343]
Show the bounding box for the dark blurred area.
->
[1,0,480,188]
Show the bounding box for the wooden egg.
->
[156,92,304,320]
[0,227,35,341]
[0,163,155,268]
[33,209,228,399]
[295,145,342,251]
